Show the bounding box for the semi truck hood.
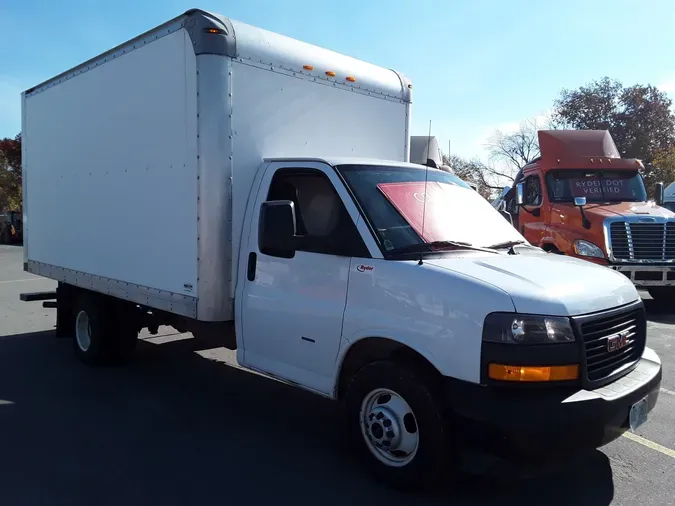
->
[425,252,638,316]
[580,201,675,220]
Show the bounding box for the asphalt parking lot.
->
[1,244,674,505]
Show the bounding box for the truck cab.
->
[494,130,675,301]
[662,181,675,213]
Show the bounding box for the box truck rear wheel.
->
[344,360,453,491]
[73,294,137,365]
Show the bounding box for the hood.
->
[425,251,638,316]
[553,201,675,228]
[581,201,675,219]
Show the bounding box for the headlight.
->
[483,313,575,344]
[573,239,604,258]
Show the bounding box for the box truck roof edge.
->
[24,9,412,102]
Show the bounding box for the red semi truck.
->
[493,129,674,300]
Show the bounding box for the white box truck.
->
[21,8,662,491]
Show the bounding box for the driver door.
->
[239,161,371,395]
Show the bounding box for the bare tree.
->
[442,154,505,199]
[484,118,546,185]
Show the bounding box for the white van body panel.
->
[22,9,410,322]
[340,257,516,384]
[228,61,409,304]
[23,29,200,316]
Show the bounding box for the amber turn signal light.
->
[488,364,579,382]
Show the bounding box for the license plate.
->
[629,396,649,431]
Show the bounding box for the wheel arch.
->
[335,336,444,400]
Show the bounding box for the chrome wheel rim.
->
[359,388,419,467]
[75,310,92,352]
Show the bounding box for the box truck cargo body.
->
[22,9,411,322]
[21,9,662,492]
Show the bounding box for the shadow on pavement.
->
[643,298,675,324]
[0,330,615,506]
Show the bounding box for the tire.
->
[72,294,138,365]
[647,287,675,302]
[344,360,452,491]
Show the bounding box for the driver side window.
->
[525,176,542,206]
[266,169,370,258]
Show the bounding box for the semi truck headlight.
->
[573,239,604,258]
[483,313,575,344]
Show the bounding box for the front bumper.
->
[446,347,662,458]
[609,264,675,287]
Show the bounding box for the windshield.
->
[338,164,524,253]
[546,169,647,203]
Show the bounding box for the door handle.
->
[247,252,257,281]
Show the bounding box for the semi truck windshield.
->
[546,169,647,203]
[338,164,523,254]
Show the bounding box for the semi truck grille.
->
[578,305,646,384]
[609,221,675,261]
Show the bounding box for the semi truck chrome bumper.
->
[609,265,675,287]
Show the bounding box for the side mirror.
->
[516,183,525,205]
[259,200,297,258]
[574,196,591,229]
[656,182,664,206]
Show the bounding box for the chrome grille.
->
[578,306,646,384]
[609,221,675,261]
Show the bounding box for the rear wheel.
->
[73,294,138,365]
[344,360,453,491]
[647,287,675,303]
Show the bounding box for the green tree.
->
[552,77,675,192]
[652,147,675,189]
[0,134,22,212]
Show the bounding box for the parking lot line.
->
[660,387,675,397]
[0,278,43,284]
[623,432,675,459]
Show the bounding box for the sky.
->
[2,0,675,161]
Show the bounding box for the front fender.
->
[341,259,515,385]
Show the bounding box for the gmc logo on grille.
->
[607,329,630,352]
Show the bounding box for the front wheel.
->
[344,361,453,491]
